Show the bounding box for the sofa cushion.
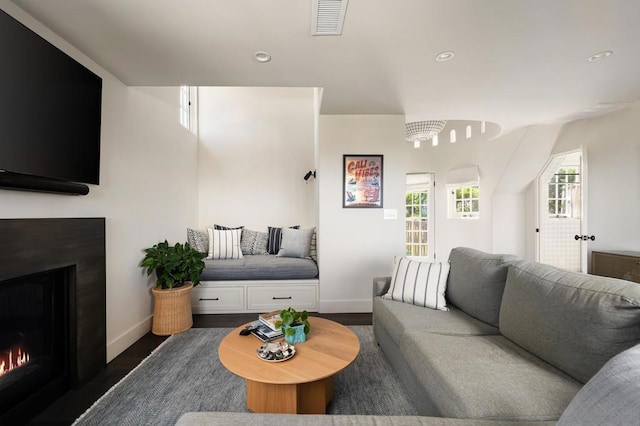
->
[207,228,243,260]
[373,297,498,347]
[447,247,518,327]
[277,227,314,258]
[499,260,640,384]
[383,258,449,310]
[399,333,581,420]
[558,343,640,425]
[177,412,557,426]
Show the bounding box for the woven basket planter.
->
[152,283,193,336]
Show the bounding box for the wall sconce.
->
[303,170,316,181]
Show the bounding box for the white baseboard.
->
[319,299,372,313]
[107,316,152,362]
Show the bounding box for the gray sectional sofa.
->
[372,247,640,422]
[176,247,640,425]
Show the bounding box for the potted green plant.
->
[275,307,311,344]
[140,240,206,335]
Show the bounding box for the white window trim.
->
[405,173,433,258]
[446,166,480,219]
[180,86,197,134]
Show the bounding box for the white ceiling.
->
[10,0,640,133]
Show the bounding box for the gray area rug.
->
[73,326,418,425]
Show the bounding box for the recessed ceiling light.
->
[254,51,272,63]
[588,50,613,62]
[435,51,455,62]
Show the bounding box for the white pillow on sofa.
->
[383,257,449,311]
[207,228,243,260]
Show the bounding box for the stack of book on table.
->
[250,310,283,342]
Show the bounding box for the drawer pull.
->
[199,298,219,301]
[272,296,292,300]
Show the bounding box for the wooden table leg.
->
[246,376,334,414]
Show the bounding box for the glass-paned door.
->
[537,151,585,272]
[406,173,435,259]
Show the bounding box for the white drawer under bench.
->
[191,279,319,314]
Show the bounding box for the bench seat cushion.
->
[200,254,318,281]
[399,333,581,420]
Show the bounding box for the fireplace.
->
[0,218,106,424]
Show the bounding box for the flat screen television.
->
[0,9,102,194]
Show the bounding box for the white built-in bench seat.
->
[187,226,319,313]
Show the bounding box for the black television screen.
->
[0,9,102,186]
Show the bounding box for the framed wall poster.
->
[343,154,383,208]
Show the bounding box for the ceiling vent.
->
[312,0,348,36]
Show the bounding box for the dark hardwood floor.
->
[27,313,372,426]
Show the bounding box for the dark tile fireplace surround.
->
[0,218,106,424]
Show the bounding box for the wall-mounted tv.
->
[0,9,102,195]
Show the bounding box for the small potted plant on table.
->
[275,307,311,344]
[140,240,206,335]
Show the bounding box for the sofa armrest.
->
[373,276,391,297]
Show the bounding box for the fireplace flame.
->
[0,346,30,377]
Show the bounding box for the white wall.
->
[545,104,640,270]
[405,129,523,260]
[197,87,317,231]
[493,124,563,258]
[0,4,198,361]
[318,115,406,312]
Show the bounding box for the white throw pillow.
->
[207,228,243,260]
[383,257,449,311]
[277,227,314,258]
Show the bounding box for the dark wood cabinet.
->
[592,251,640,284]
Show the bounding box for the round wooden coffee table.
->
[218,316,360,414]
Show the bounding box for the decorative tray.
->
[257,341,296,362]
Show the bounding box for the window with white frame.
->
[180,85,196,132]
[447,166,480,219]
[548,166,580,218]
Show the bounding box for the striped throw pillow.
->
[207,228,243,260]
[383,258,449,311]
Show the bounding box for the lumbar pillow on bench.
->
[383,257,449,311]
[207,228,243,259]
[277,227,314,259]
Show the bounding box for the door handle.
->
[574,235,595,241]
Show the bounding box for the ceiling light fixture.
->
[588,50,613,62]
[254,51,272,63]
[405,120,447,149]
[435,51,455,62]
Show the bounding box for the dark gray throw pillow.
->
[447,247,518,327]
[213,224,244,230]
